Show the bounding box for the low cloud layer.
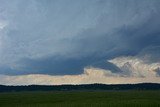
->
[1,69,160,85]
[1,54,160,85]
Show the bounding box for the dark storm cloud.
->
[0,0,160,75]
[1,55,122,75]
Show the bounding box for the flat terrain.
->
[0,91,160,107]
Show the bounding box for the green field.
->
[0,91,160,107]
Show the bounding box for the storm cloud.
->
[0,0,160,84]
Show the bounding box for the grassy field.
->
[0,91,160,107]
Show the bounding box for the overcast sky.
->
[0,0,160,85]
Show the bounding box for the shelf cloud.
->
[0,0,160,85]
[1,53,160,85]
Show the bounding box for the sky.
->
[0,0,160,85]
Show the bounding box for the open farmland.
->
[0,91,159,107]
